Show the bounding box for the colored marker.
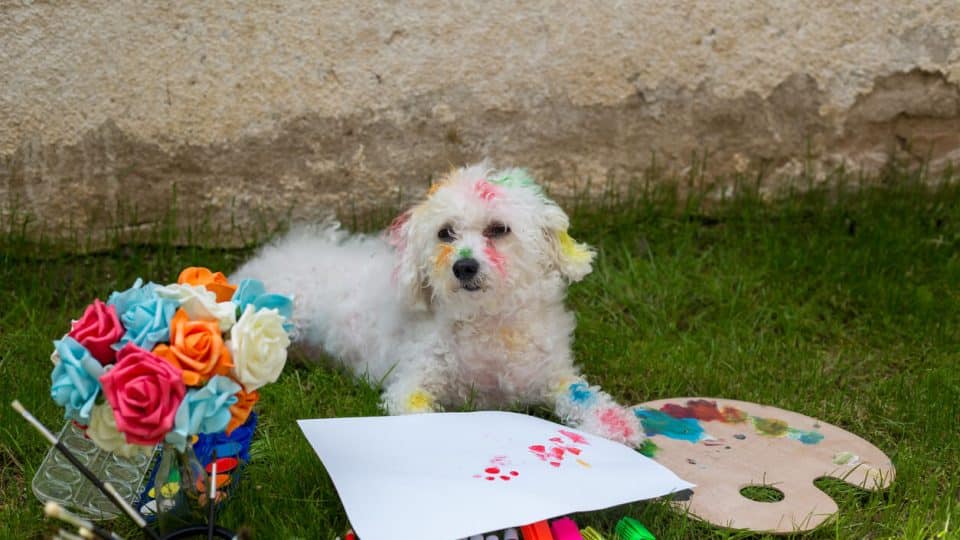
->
[521,520,554,540]
[580,527,606,540]
[614,517,655,540]
[504,528,520,540]
[344,529,356,540]
[550,517,583,540]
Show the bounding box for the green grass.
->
[2,166,959,539]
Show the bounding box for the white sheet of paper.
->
[298,411,693,540]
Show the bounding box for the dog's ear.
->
[387,209,431,310]
[541,203,595,282]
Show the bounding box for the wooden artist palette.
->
[633,397,895,534]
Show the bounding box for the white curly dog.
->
[232,163,644,447]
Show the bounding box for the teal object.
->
[635,408,705,443]
[165,375,240,452]
[232,278,294,331]
[50,336,104,424]
[107,278,177,351]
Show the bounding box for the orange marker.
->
[520,520,554,540]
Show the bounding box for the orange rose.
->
[226,388,259,435]
[153,309,233,386]
[178,267,237,303]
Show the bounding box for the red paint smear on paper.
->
[560,429,590,445]
[477,457,521,481]
[550,462,561,467]
[661,399,748,423]
[566,447,581,455]
[484,242,507,277]
[474,179,501,202]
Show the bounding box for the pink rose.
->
[100,343,186,446]
[69,299,124,365]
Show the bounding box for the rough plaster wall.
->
[2,1,959,244]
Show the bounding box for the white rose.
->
[228,305,290,392]
[155,283,237,332]
[86,402,154,458]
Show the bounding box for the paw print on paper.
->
[529,429,591,468]
[473,455,521,481]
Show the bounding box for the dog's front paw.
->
[581,406,646,448]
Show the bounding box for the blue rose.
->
[51,337,106,424]
[107,278,178,351]
[165,375,241,452]
[232,279,294,331]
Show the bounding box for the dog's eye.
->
[484,222,511,239]
[438,226,456,242]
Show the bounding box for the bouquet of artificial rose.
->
[50,267,293,457]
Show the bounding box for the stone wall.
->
[2,1,959,244]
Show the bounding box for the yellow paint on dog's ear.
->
[557,230,593,265]
[548,228,595,282]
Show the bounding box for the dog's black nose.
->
[452,258,479,281]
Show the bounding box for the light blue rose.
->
[165,375,241,452]
[232,279,294,331]
[107,278,178,351]
[51,337,105,424]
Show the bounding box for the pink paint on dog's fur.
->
[474,179,501,202]
[484,240,507,277]
[386,211,411,249]
[596,408,637,441]
[388,211,413,285]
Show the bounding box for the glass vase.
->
[137,412,257,533]
[32,421,157,519]
[141,443,208,535]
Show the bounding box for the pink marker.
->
[550,517,584,540]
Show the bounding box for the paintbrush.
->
[208,450,218,540]
[13,400,160,540]
[44,501,123,540]
[53,529,86,540]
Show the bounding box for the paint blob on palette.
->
[633,397,895,534]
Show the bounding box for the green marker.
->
[614,516,655,540]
